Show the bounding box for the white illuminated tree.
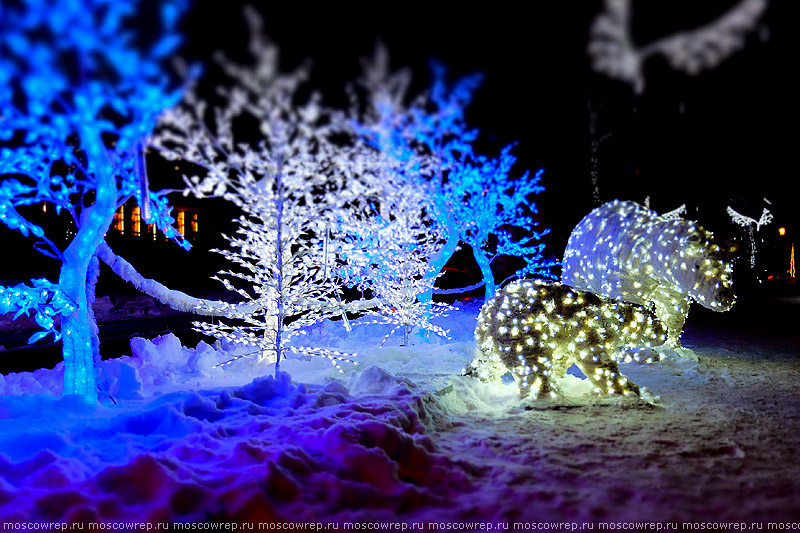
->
[336,186,452,346]
[193,159,358,373]
[152,7,363,372]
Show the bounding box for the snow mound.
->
[0,368,479,522]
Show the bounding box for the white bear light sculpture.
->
[469,280,667,399]
[562,200,735,347]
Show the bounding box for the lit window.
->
[190,212,199,234]
[176,211,185,236]
[113,206,125,234]
[132,206,141,236]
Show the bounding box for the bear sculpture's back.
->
[469,280,666,399]
[562,200,734,347]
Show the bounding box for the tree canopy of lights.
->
[588,0,767,94]
[562,200,735,349]
[336,186,453,346]
[0,0,188,402]
[469,280,666,399]
[152,7,365,373]
[347,46,555,302]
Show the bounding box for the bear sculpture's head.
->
[666,221,736,312]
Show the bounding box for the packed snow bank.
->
[0,364,480,522]
[0,305,482,522]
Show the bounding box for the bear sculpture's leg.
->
[502,347,559,400]
[571,349,640,396]
[513,368,555,399]
[465,344,507,383]
[650,287,691,347]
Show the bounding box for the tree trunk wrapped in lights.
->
[562,200,735,348]
[468,280,666,399]
[0,0,188,403]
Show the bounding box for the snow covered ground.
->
[1,297,799,528]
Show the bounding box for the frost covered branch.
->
[97,241,244,316]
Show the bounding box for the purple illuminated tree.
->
[350,47,555,301]
[0,0,187,402]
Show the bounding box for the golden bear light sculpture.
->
[469,280,667,399]
[562,200,735,347]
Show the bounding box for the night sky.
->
[183,0,795,253]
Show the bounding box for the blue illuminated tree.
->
[445,150,557,299]
[351,47,556,301]
[0,0,187,402]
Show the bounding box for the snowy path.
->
[436,370,800,523]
